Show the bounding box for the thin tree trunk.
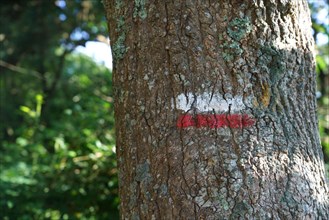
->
[104,0,329,219]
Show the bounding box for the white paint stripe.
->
[173,92,245,112]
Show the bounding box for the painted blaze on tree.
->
[104,0,329,219]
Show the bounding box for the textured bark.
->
[104,0,329,219]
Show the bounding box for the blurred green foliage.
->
[0,0,328,219]
[0,0,119,219]
[1,55,118,219]
[309,1,329,175]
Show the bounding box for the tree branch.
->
[0,60,42,79]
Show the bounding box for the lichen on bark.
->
[133,0,147,20]
[103,0,329,219]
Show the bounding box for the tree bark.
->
[104,0,329,219]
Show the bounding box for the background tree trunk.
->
[104,0,329,219]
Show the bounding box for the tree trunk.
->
[104,0,329,219]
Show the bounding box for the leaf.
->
[20,106,32,114]
[20,106,36,117]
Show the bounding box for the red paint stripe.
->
[177,114,255,129]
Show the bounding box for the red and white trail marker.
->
[173,92,255,129]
